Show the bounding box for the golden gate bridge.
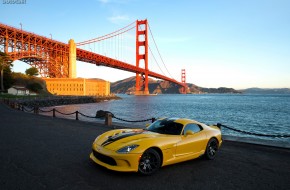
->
[0,19,187,94]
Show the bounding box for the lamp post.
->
[19,23,22,30]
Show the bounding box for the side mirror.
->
[145,123,150,128]
[185,130,194,136]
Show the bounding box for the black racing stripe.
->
[101,132,142,147]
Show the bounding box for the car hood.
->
[95,129,170,151]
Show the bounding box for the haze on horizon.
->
[1,0,289,89]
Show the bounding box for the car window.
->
[147,119,184,135]
[183,123,202,135]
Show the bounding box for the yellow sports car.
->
[90,118,222,175]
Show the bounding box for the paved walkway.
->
[0,102,290,190]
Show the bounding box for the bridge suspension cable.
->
[75,19,183,88]
[135,23,165,77]
[148,46,167,77]
[76,21,135,46]
[148,23,176,81]
[76,21,136,64]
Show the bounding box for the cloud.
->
[108,15,130,24]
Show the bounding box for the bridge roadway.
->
[76,48,185,87]
[0,22,185,88]
[0,103,289,190]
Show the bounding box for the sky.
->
[1,0,290,89]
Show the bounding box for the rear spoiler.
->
[216,123,222,129]
[208,123,222,130]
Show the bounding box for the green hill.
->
[12,72,50,95]
[111,77,240,94]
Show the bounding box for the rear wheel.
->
[138,148,161,175]
[205,138,218,160]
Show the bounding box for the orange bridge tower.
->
[181,69,187,94]
[135,19,149,95]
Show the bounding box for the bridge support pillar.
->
[69,39,76,78]
[181,69,187,94]
[135,19,149,95]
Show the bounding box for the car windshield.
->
[147,119,183,135]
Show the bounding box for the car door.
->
[175,123,207,158]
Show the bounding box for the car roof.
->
[159,117,202,125]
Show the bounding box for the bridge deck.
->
[1,22,185,88]
[77,48,185,87]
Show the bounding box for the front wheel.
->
[138,148,161,175]
[205,138,219,160]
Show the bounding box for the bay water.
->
[41,94,290,143]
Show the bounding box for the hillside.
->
[111,77,240,94]
[12,72,50,95]
[241,88,290,94]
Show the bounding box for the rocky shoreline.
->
[3,95,121,108]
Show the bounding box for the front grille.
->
[92,149,117,166]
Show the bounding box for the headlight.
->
[116,145,139,154]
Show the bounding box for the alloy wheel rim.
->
[139,152,158,174]
[208,140,218,157]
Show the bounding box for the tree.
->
[0,52,13,92]
[3,66,14,90]
[25,67,39,76]
[26,82,43,93]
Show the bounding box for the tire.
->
[205,138,219,160]
[138,148,161,175]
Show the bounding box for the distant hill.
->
[241,88,290,94]
[111,77,240,94]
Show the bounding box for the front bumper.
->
[90,144,142,172]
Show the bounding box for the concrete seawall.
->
[0,102,290,190]
[3,95,121,108]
